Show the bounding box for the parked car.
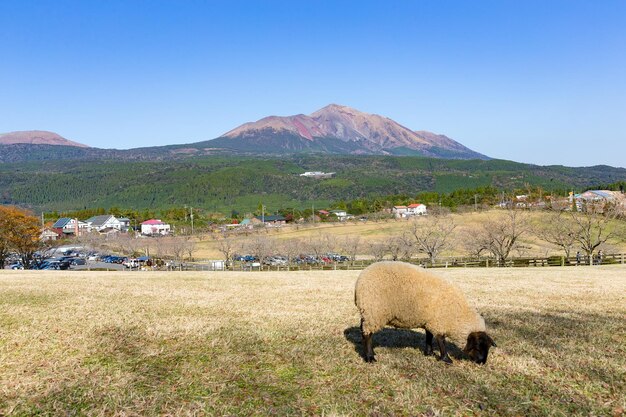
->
[9,262,24,270]
[123,258,140,269]
[71,258,86,266]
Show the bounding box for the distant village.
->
[37,188,625,242]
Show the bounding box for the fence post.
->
[622,253,624,264]
[561,256,565,267]
[486,259,489,268]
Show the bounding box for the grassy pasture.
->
[1,267,625,416]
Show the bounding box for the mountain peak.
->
[216,105,487,159]
[0,130,89,148]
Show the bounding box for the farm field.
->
[1,267,625,416]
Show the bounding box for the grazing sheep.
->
[355,261,496,364]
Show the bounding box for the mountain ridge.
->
[218,104,487,159]
[0,130,89,148]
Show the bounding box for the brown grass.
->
[192,211,626,259]
[1,266,625,416]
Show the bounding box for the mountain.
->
[209,104,487,159]
[0,130,89,148]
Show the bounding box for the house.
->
[253,214,287,226]
[572,190,625,212]
[393,204,427,218]
[407,203,427,216]
[118,217,132,232]
[40,228,61,241]
[330,209,352,221]
[392,206,408,218]
[141,219,171,236]
[52,217,89,236]
[86,215,124,233]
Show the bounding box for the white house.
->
[141,219,171,236]
[330,209,352,220]
[393,203,427,218]
[406,203,427,216]
[85,215,124,233]
[392,205,409,218]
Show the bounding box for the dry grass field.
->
[1,266,625,416]
[192,211,626,259]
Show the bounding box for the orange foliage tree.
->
[0,206,42,267]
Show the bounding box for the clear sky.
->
[1,1,625,167]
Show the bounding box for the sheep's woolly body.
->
[355,261,485,344]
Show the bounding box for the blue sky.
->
[1,1,625,167]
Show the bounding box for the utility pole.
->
[41,212,45,228]
[190,206,194,235]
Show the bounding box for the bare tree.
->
[569,210,616,265]
[478,210,529,265]
[386,234,413,261]
[340,235,361,263]
[244,235,273,266]
[367,241,388,261]
[279,238,304,265]
[535,211,578,257]
[216,235,238,264]
[76,232,106,255]
[305,233,334,259]
[408,214,456,263]
[461,229,489,259]
[139,237,156,258]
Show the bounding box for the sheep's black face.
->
[464,331,496,364]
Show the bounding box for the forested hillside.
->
[1,155,624,213]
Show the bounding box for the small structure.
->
[253,214,287,226]
[392,205,408,218]
[141,219,171,236]
[330,209,353,221]
[118,217,132,232]
[40,228,61,241]
[52,218,89,236]
[299,171,335,179]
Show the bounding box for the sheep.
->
[355,261,496,364]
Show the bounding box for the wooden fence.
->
[184,253,626,272]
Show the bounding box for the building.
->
[85,215,124,233]
[40,228,61,241]
[572,190,626,212]
[141,219,171,236]
[52,218,89,236]
[393,203,427,218]
[406,203,427,216]
[299,171,336,179]
[252,214,287,226]
[392,206,408,218]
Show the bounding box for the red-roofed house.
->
[141,219,171,236]
[407,203,427,216]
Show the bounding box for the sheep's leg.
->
[436,335,453,364]
[362,331,376,363]
[424,330,434,356]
